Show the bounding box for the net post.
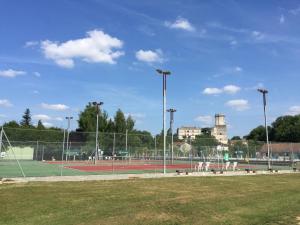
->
[2,128,26,177]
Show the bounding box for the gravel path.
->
[3,170,298,183]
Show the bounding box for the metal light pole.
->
[65,116,73,161]
[61,128,66,176]
[257,88,271,170]
[167,108,177,164]
[156,69,171,174]
[93,101,104,162]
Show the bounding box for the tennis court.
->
[1,157,292,178]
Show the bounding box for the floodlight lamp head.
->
[156,69,171,75]
[92,101,104,106]
[257,88,268,94]
[156,69,162,74]
[167,108,177,112]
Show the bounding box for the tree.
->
[201,127,211,135]
[192,134,219,156]
[246,125,272,141]
[229,140,248,158]
[246,114,300,142]
[114,109,126,133]
[231,136,241,140]
[106,119,115,132]
[3,120,20,128]
[37,120,45,129]
[193,134,219,147]
[271,115,300,142]
[126,116,135,132]
[78,103,108,132]
[20,108,32,127]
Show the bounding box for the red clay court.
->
[62,162,255,172]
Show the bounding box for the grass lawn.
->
[1,174,300,225]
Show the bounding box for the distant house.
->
[177,126,202,140]
[259,143,300,160]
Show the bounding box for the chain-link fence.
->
[0,127,299,178]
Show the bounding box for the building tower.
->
[212,114,228,144]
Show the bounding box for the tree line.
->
[231,114,300,143]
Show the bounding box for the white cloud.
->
[223,85,241,94]
[203,85,241,95]
[289,6,300,15]
[194,115,213,125]
[279,15,285,24]
[24,41,39,48]
[41,103,69,111]
[230,40,237,46]
[54,117,63,121]
[125,113,145,125]
[245,82,264,91]
[41,30,124,68]
[32,114,51,121]
[33,115,64,125]
[252,31,265,40]
[0,69,26,78]
[226,99,249,111]
[235,66,243,72]
[203,87,223,95]
[287,106,300,115]
[0,114,6,118]
[43,122,53,128]
[213,66,243,78]
[33,90,39,94]
[165,18,195,31]
[135,49,163,63]
[0,99,13,107]
[125,113,145,119]
[34,72,41,77]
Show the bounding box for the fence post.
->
[42,146,44,161]
[36,140,39,160]
[112,132,115,173]
[154,136,157,160]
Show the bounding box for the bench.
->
[176,170,189,175]
[176,170,184,175]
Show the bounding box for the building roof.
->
[260,143,300,153]
[178,126,201,130]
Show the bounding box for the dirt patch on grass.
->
[296,216,300,224]
[0,178,24,185]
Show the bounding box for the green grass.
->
[1,174,300,225]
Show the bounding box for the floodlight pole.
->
[167,108,177,164]
[93,101,104,163]
[61,128,66,176]
[258,89,271,170]
[125,129,128,153]
[156,69,171,174]
[0,127,3,154]
[65,116,73,161]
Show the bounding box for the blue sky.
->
[1,0,300,137]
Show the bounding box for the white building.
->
[177,126,201,140]
[177,114,228,144]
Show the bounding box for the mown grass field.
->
[0,174,300,225]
